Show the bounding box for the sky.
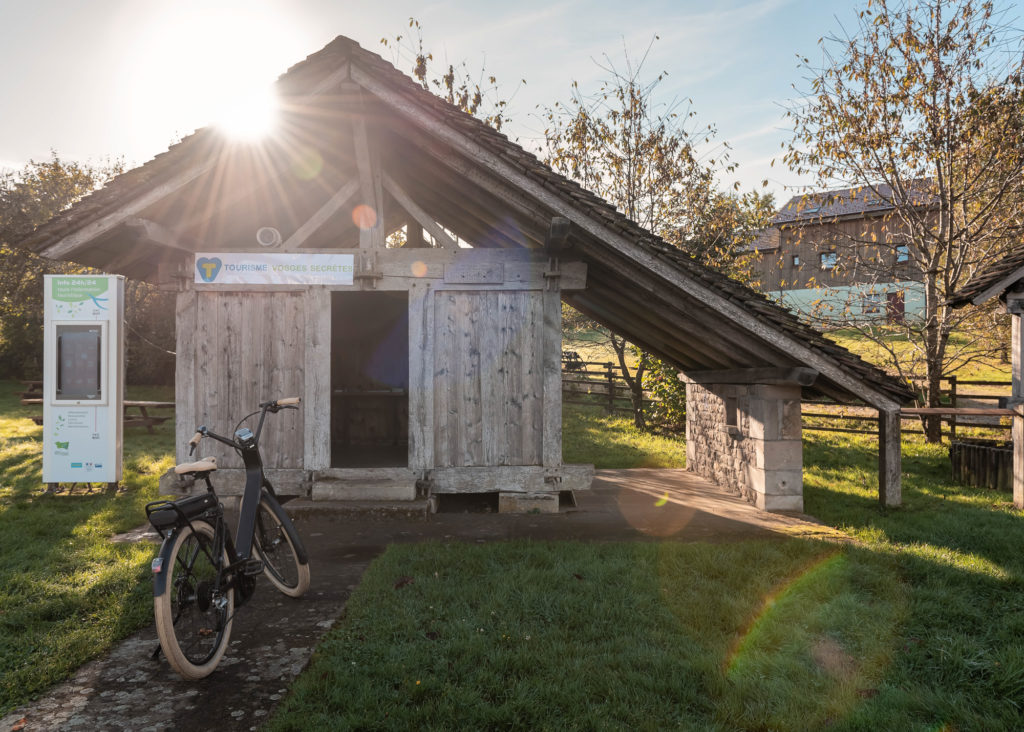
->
[0,0,876,205]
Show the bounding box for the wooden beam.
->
[900,407,1014,416]
[39,147,220,260]
[1013,311,1024,509]
[354,66,902,410]
[123,217,199,252]
[878,408,902,507]
[348,86,384,249]
[382,172,459,249]
[685,367,819,387]
[280,179,360,251]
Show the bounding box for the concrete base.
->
[498,491,559,514]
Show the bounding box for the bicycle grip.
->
[188,431,203,455]
[276,397,301,406]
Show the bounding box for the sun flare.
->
[118,3,301,146]
[213,84,280,141]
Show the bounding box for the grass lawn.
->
[269,430,1024,730]
[3,377,1023,728]
[562,403,685,468]
[0,381,174,716]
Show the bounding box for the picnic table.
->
[22,399,174,433]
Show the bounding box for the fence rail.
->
[561,358,1013,441]
[561,359,658,415]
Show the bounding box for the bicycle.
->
[145,397,311,679]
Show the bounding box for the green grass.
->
[562,403,685,468]
[269,428,1024,730]
[0,381,174,716]
[267,540,903,731]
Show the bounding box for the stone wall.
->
[685,381,804,512]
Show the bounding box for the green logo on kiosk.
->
[52,278,109,304]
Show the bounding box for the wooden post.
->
[542,283,562,468]
[605,362,615,413]
[1011,307,1024,509]
[303,289,331,471]
[878,408,902,507]
[948,375,957,441]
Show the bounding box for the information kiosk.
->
[43,275,125,485]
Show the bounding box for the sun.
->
[118,3,301,145]
[212,83,280,141]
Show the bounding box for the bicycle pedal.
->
[241,558,264,576]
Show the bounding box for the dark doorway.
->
[330,291,409,467]
[886,290,905,324]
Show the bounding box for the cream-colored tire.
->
[253,495,310,598]
[153,520,234,679]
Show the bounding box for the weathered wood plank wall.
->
[432,290,545,467]
[177,290,305,468]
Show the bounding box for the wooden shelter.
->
[19,36,911,511]
[949,249,1024,509]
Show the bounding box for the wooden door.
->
[431,290,545,468]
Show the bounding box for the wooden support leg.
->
[1014,414,1023,509]
[878,409,902,507]
[1012,313,1024,509]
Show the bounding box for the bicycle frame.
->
[150,401,308,601]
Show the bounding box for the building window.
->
[820,252,837,270]
[792,255,801,267]
[862,293,883,314]
[896,245,909,263]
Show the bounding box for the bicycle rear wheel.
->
[253,493,310,598]
[154,520,234,679]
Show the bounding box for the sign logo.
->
[196,257,223,282]
[56,441,69,449]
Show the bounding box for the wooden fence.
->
[561,357,660,415]
[802,376,1012,440]
[561,358,1012,442]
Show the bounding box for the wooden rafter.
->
[123,217,198,252]
[382,173,458,249]
[280,179,360,251]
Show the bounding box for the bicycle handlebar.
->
[188,397,300,453]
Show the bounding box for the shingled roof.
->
[16,35,911,408]
[947,245,1024,308]
[773,182,936,226]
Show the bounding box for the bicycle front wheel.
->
[254,493,310,598]
[153,520,234,679]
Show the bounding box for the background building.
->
[748,185,928,323]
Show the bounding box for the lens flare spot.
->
[411,260,428,278]
[291,147,323,181]
[655,492,669,507]
[352,204,377,230]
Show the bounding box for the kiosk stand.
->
[42,275,125,490]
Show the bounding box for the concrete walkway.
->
[1,469,832,732]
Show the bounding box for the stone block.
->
[745,466,802,497]
[757,440,804,471]
[763,493,804,512]
[498,491,560,514]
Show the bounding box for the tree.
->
[785,0,1024,440]
[380,18,521,132]
[543,42,773,428]
[0,154,175,384]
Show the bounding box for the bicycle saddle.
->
[174,457,218,474]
